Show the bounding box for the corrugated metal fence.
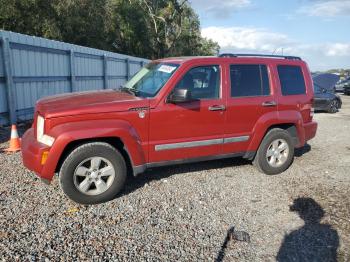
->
[0,30,149,125]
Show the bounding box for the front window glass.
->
[123,63,179,97]
[174,65,220,99]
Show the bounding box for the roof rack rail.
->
[218,53,301,60]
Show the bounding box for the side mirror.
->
[168,88,192,103]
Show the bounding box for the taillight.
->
[310,108,314,118]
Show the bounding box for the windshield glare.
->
[124,63,179,97]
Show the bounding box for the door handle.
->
[262,101,277,107]
[208,105,226,111]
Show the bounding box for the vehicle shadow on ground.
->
[294,143,311,158]
[277,197,339,262]
[121,157,251,197]
[120,143,312,197]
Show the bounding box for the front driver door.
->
[149,64,226,163]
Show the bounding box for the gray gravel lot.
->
[1,95,350,261]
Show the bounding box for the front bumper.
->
[21,128,53,182]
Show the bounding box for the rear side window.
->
[230,65,270,97]
[278,65,306,95]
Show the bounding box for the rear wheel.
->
[59,142,126,204]
[253,128,294,175]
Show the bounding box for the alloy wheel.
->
[73,157,116,196]
[266,139,290,168]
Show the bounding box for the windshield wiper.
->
[118,86,139,96]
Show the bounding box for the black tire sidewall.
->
[256,129,294,175]
[59,143,126,204]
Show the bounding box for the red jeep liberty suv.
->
[21,54,317,204]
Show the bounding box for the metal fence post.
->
[103,55,108,89]
[1,37,17,124]
[69,50,76,93]
[126,58,130,80]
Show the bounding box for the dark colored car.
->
[313,84,342,113]
[344,81,350,95]
[335,77,350,93]
[313,74,342,113]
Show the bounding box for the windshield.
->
[314,83,322,93]
[123,62,179,97]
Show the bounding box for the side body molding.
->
[41,119,147,180]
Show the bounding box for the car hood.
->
[313,73,340,91]
[36,90,148,118]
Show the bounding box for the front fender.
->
[41,119,146,180]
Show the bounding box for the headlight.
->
[37,115,55,146]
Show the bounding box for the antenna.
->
[272,47,279,55]
[272,47,284,55]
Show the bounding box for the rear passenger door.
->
[223,63,276,154]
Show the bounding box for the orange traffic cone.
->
[5,125,21,152]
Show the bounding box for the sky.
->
[190,0,350,71]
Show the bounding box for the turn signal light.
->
[41,151,49,165]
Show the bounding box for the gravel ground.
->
[0,95,350,261]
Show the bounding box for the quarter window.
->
[278,65,306,95]
[174,66,220,99]
[230,65,270,97]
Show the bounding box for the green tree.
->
[52,0,114,50]
[0,0,219,58]
[0,0,58,37]
[109,0,154,58]
[167,5,219,56]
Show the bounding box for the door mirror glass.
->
[168,88,192,103]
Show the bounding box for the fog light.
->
[41,151,49,165]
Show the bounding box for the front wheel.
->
[253,128,294,175]
[59,142,126,204]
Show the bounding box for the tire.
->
[253,128,294,175]
[327,99,338,113]
[337,99,342,109]
[59,142,127,204]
